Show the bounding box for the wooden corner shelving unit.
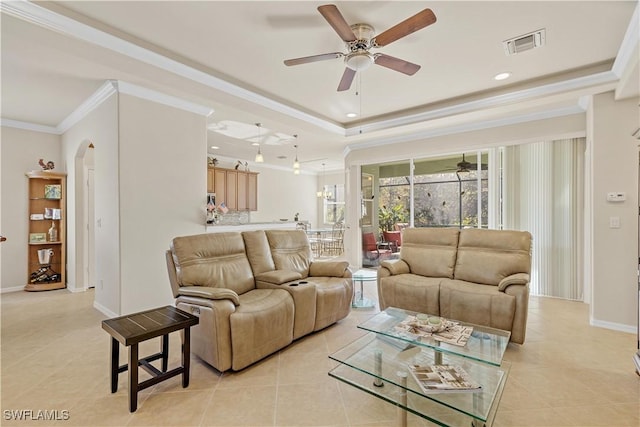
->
[25,171,67,291]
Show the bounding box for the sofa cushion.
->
[378,274,442,316]
[254,270,302,285]
[265,230,312,277]
[171,232,255,295]
[440,279,516,333]
[306,277,352,331]
[400,228,460,278]
[242,230,276,275]
[309,261,349,277]
[454,229,532,286]
[230,288,294,370]
[177,286,240,305]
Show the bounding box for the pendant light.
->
[293,136,300,174]
[317,163,333,199]
[254,123,264,163]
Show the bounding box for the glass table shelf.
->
[329,333,510,426]
[357,307,511,367]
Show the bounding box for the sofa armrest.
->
[498,273,530,292]
[254,270,302,285]
[309,261,350,278]
[379,259,410,275]
[177,286,240,306]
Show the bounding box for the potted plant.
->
[378,203,407,251]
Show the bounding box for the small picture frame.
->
[52,208,61,220]
[44,184,61,199]
[44,208,53,219]
[29,233,47,243]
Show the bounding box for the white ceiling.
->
[1,1,638,172]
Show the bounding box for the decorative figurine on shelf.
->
[48,221,58,242]
[206,194,217,225]
[294,212,299,222]
[38,159,55,170]
[235,160,242,170]
[207,157,219,167]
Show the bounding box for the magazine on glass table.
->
[408,364,482,394]
[394,315,473,347]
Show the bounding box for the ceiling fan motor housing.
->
[345,23,375,71]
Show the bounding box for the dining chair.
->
[323,221,344,256]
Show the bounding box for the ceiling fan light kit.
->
[283,4,436,91]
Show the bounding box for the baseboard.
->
[0,285,25,293]
[93,300,118,318]
[590,317,636,334]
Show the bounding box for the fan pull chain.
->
[358,73,363,134]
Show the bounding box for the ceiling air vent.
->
[503,29,545,55]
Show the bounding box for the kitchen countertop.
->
[205,221,299,233]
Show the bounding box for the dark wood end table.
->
[101,305,199,412]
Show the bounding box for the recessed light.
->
[494,72,511,81]
[210,146,219,150]
[251,142,259,146]
[346,112,358,118]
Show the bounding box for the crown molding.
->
[1,0,343,136]
[344,103,586,157]
[114,81,214,117]
[0,118,59,134]
[2,0,633,143]
[612,2,639,78]
[57,81,117,133]
[345,71,618,137]
[2,79,214,135]
[211,154,318,175]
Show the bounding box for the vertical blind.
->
[503,138,585,300]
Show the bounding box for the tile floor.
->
[1,282,638,427]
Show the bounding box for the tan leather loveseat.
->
[377,227,532,344]
[166,229,352,372]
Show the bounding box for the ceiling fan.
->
[283,4,437,91]
[437,154,488,173]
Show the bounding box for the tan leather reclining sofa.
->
[166,229,352,372]
[377,227,532,344]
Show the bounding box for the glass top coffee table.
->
[351,269,378,308]
[329,307,511,427]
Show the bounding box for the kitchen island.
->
[205,221,299,233]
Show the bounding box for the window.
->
[375,153,489,230]
[322,184,345,225]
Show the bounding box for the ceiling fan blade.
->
[284,52,343,66]
[373,8,436,47]
[374,54,421,75]
[337,68,356,91]
[318,4,357,42]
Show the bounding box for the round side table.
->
[351,269,377,308]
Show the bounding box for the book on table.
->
[408,364,482,393]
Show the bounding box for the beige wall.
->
[245,165,320,226]
[61,94,119,316]
[118,94,207,314]
[1,127,61,291]
[590,92,639,330]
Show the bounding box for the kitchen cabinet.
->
[208,167,258,211]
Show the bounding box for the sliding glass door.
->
[364,152,489,234]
